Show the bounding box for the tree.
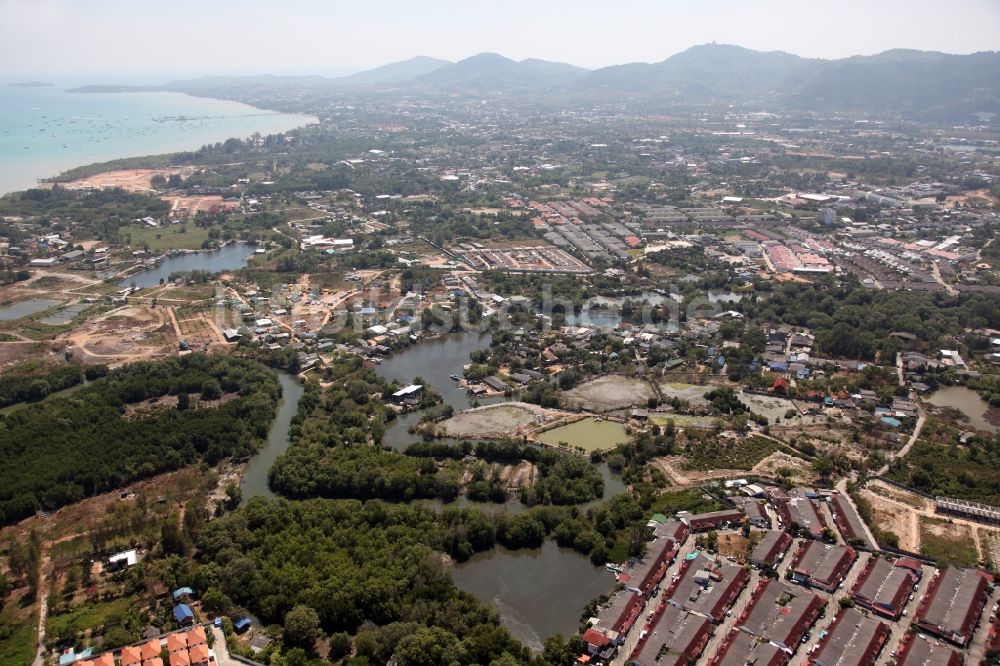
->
[393,626,466,666]
[177,392,190,411]
[283,604,320,650]
[201,379,222,401]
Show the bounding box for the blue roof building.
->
[880,416,902,428]
[234,617,253,634]
[173,603,195,626]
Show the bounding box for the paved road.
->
[211,626,243,666]
[875,404,926,477]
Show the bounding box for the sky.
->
[2,0,999,80]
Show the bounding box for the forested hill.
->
[0,354,281,525]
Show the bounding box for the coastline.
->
[0,87,318,196]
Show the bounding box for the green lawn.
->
[127,224,210,251]
[647,488,724,517]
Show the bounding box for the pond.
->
[452,540,615,652]
[0,297,62,320]
[926,385,998,434]
[38,302,90,325]
[376,329,493,410]
[241,371,306,501]
[120,243,253,289]
[535,418,630,453]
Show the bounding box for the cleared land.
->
[63,167,197,192]
[438,402,560,438]
[919,516,979,567]
[562,375,655,411]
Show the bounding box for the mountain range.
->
[71,44,1000,119]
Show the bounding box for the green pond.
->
[535,417,629,452]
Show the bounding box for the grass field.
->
[647,488,724,517]
[45,597,131,644]
[128,225,210,251]
[0,596,38,666]
[919,517,980,568]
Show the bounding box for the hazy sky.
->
[2,0,999,79]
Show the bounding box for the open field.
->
[682,434,780,471]
[562,375,655,411]
[0,598,37,666]
[63,167,197,192]
[61,305,177,365]
[919,516,979,567]
[439,402,561,438]
[858,486,920,551]
[127,224,211,251]
[658,382,710,407]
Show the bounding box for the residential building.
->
[851,556,919,619]
[790,541,857,592]
[810,607,890,666]
[914,566,992,646]
[749,530,793,569]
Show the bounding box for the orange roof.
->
[141,639,162,659]
[186,625,207,646]
[76,661,94,666]
[166,632,188,652]
[93,654,115,666]
[188,644,210,665]
[121,645,143,665]
[169,651,190,666]
[145,659,164,666]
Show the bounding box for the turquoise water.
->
[0,83,315,195]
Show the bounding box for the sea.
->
[0,82,316,196]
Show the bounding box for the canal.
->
[240,371,305,501]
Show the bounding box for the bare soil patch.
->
[562,375,655,411]
[439,402,562,438]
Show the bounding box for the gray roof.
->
[813,607,889,666]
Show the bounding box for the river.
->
[120,243,254,289]
[926,385,998,434]
[240,371,305,501]
[452,540,615,652]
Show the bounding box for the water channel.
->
[240,371,306,501]
[240,331,626,648]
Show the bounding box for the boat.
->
[450,374,460,381]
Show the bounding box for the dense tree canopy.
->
[0,354,280,525]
